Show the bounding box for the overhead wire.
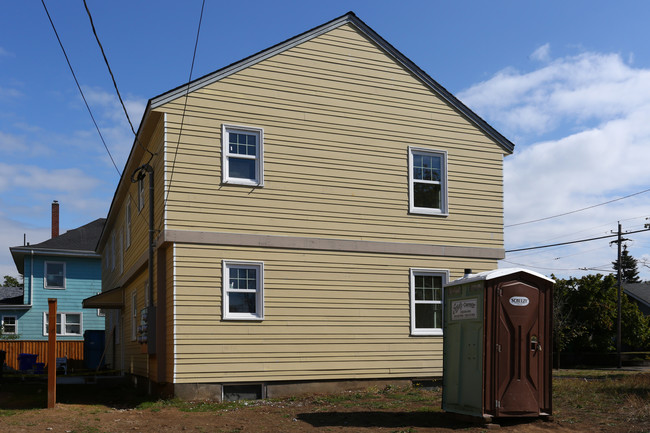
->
[40,0,121,176]
[83,0,154,160]
[505,187,650,228]
[158,0,206,233]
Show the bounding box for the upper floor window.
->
[222,125,264,186]
[1,316,17,335]
[410,269,447,336]
[222,260,264,320]
[125,199,131,249]
[408,147,447,215]
[44,261,65,289]
[138,176,145,211]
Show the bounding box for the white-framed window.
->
[410,268,448,336]
[44,261,66,289]
[111,232,116,271]
[408,147,448,215]
[222,260,264,320]
[138,176,145,212]
[1,316,17,335]
[131,291,137,341]
[222,125,264,186]
[118,228,124,274]
[43,312,82,336]
[125,198,131,249]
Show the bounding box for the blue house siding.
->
[16,255,103,341]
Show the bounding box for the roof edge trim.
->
[149,11,514,154]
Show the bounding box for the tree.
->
[553,274,650,353]
[2,275,20,287]
[612,245,641,283]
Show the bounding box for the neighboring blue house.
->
[4,203,105,342]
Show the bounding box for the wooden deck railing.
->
[0,340,84,371]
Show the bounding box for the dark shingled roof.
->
[9,218,106,274]
[24,218,106,252]
[624,282,650,308]
[0,286,23,304]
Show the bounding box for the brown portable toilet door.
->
[494,281,542,416]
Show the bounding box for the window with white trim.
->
[222,125,264,186]
[125,198,131,249]
[44,261,66,289]
[138,177,145,211]
[222,261,264,320]
[111,231,116,271]
[408,147,448,215]
[43,312,82,336]
[118,228,124,274]
[410,269,447,336]
[131,292,137,341]
[1,316,17,335]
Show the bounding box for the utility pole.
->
[616,223,622,369]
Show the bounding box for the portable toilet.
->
[442,268,554,421]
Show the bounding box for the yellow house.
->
[85,12,514,400]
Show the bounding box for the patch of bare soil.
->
[0,375,647,433]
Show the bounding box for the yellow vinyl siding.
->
[157,24,505,249]
[172,244,494,383]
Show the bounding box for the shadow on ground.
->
[298,410,546,430]
[0,380,156,410]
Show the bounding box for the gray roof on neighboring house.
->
[0,286,23,304]
[9,218,106,274]
[623,282,650,308]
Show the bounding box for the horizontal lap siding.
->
[158,24,505,248]
[173,244,494,383]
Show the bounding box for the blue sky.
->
[1,0,650,281]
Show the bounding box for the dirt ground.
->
[0,374,647,433]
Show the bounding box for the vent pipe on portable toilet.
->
[51,200,59,239]
[464,268,472,278]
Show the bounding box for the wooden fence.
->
[0,340,84,371]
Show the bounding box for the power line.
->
[505,227,650,253]
[40,0,121,176]
[505,187,650,228]
[83,0,154,159]
[160,0,206,233]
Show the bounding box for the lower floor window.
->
[222,260,264,320]
[410,269,447,336]
[43,312,82,336]
[1,316,16,334]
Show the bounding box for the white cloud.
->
[459,51,649,137]
[530,43,551,62]
[0,163,100,194]
[459,48,650,280]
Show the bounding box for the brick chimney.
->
[51,200,59,238]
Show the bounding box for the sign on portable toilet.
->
[442,268,554,423]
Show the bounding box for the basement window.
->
[222,384,264,401]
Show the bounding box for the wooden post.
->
[47,298,57,408]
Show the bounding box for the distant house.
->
[85,12,513,400]
[2,201,105,370]
[623,282,650,316]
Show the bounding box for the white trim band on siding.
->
[157,230,505,260]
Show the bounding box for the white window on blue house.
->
[222,125,264,186]
[44,261,65,289]
[43,312,82,336]
[410,268,448,336]
[1,316,17,335]
[222,261,264,320]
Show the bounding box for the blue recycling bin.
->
[18,353,38,372]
